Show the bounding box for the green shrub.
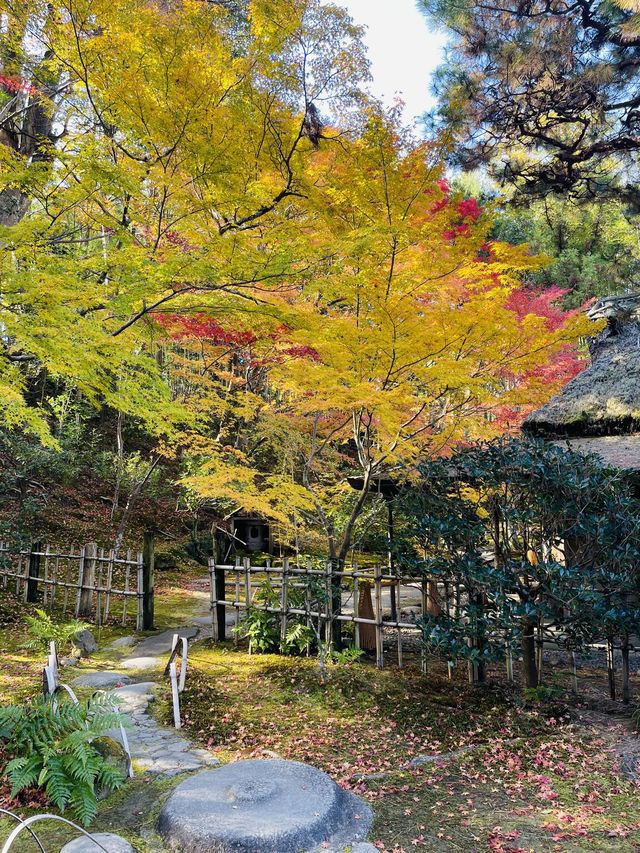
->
[523,685,563,703]
[234,603,281,653]
[282,622,315,655]
[0,694,126,825]
[329,645,364,665]
[233,580,317,655]
[24,608,89,655]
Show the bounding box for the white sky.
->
[338,0,447,124]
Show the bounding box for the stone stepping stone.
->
[110,636,136,649]
[72,672,131,689]
[134,626,199,657]
[157,759,372,853]
[120,656,162,671]
[60,832,134,852]
[112,682,157,708]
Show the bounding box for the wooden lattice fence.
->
[0,541,147,629]
[208,557,439,669]
[206,557,639,701]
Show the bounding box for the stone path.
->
[77,626,219,778]
[74,623,378,851]
[112,680,219,777]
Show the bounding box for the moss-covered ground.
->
[168,643,640,853]
[2,570,640,852]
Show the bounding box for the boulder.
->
[157,759,372,853]
[75,629,97,657]
[61,832,134,852]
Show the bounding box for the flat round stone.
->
[120,656,161,670]
[157,759,372,852]
[60,832,134,852]
[72,672,131,689]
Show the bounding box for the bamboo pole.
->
[234,557,241,648]
[96,548,104,627]
[104,549,114,621]
[51,552,59,608]
[62,548,73,616]
[324,561,333,647]
[74,546,86,616]
[122,555,130,626]
[43,545,50,607]
[353,569,360,650]
[396,576,403,668]
[136,551,144,631]
[280,557,289,648]
[209,558,218,641]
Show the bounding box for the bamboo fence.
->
[0,541,144,629]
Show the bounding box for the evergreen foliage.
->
[398,438,640,687]
[421,0,640,206]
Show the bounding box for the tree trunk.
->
[0,186,31,228]
[622,634,631,705]
[330,557,343,650]
[607,633,616,701]
[521,618,538,688]
[113,456,160,560]
[111,411,125,521]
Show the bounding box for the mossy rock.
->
[92,736,129,799]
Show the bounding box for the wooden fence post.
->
[42,545,51,607]
[234,557,241,647]
[324,561,333,647]
[353,569,360,650]
[280,557,289,648]
[142,532,155,630]
[374,564,384,669]
[396,575,403,668]
[219,562,228,642]
[78,542,98,617]
[136,552,144,631]
[622,634,631,704]
[76,544,95,617]
[607,634,617,700]
[421,578,429,674]
[209,558,218,641]
[26,542,42,603]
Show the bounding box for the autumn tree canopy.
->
[0,0,367,443]
[180,113,592,562]
[1,0,592,561]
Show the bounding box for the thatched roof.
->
[552,436,640,470]
[523,319,640,438]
